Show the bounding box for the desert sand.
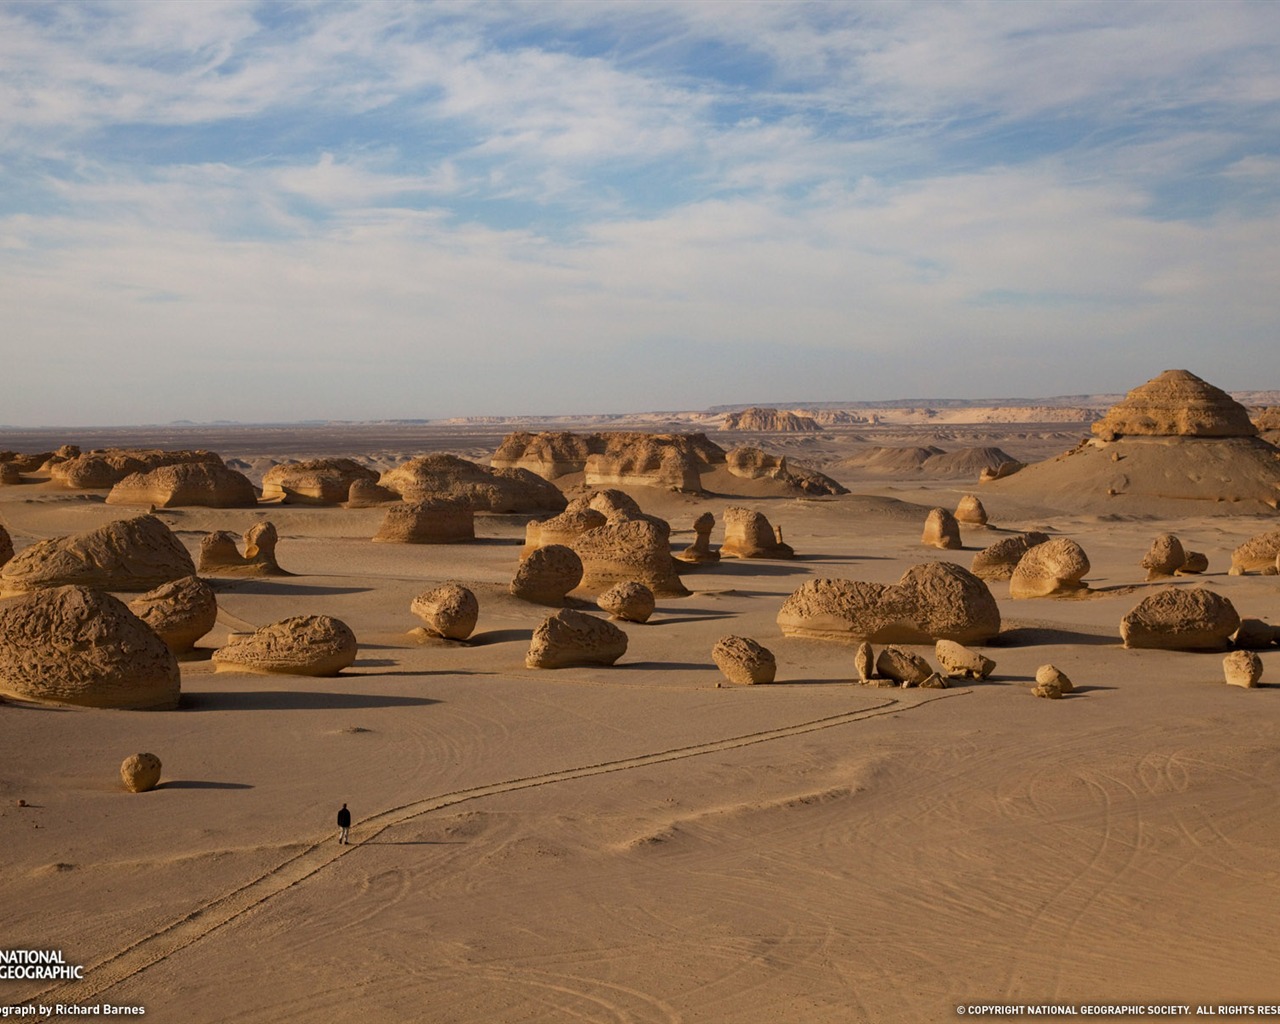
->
[2,400,1279,1024]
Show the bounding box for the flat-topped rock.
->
[262,459,379,505]
[724,446,847,496]
[52,449,223,490]
[492,431,724,492]
[570,518,689,597]
[1120,587,1240,650]
[106,462,258,508]
[213,615,358,676]
[373,499,475,544]
[380,454,566,513]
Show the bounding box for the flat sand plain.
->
[1,421,1278,1023]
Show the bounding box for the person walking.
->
[337,803,351,845]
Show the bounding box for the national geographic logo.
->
[0,950,83,981]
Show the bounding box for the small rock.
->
[1223,650,1263,688]
[935,639,995,680]
[854,641,875,683]
[712,635,777,685]
[120,753,162,793]
[875,645,932,685]
[597,581,656,624]
[1035,664,1074,693]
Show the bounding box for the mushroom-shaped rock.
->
[128,576,218,654]
[1091,369,1257,439]
[875,645,932,685]
[213,615,358,676]
[510,545,583,606]
[1233,618,1279,650]
[106,462,258,508]
[1120,587,1240,650]
[410,583,479,641]
[522,508,607,558]
[1141,534,1186,580]
[954,495,988,527]
[676,512,720,564]
[525,609,628,669]
[0,585,180,708]
[777,562,1000,645]
[1223,650,1263,688]
[1231,529,1280,574]
[373,499,475,544]
[1,514,196,594]
[0,523,13,568]
[970,532,1050,582]
[345,478,400,508]
[597,581,655,623]
[198,522,285,577]
[921,507,962,550]
[570,518,689,597]
[1035,664,1074,694]
[1009,538,1090,599]
[712,635,777,685]
[720,507,794,559]
[854,642,875,683]
[262,459,379,505]
[120,753,162,793]
[935,639,995,680]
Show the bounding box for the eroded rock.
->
[712,635,777,685]
[510,545,583,605]
[128,576,218,653]
[526,609,628,669]
[120,753,162,793]
[597,581,656,623]
[1120,587,1240,650]
[1009,538,1090,598]
[213,615,358,676]
[410,583,479,640]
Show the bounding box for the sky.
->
[2,0,1279,426]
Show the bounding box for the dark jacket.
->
[337,807,351,827]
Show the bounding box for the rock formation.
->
[970,533,1051,581]
[1093,369,1257,439]
[380,454,566,513]
[720,507,794,559]
[128,576,218,653]
[106,462,258,508]
[921,507,962,550]
[676,512,719,564]
[712,635,777,684]
[198,522,286,576]
[724,447,848,496]
[345,478,400,507]
[721,407,822,432]
[213,615,358,675]
[1223,650,1262,688]
[954,495,988,527]
[1120,587,1241,650]
[522,507,608,558]
[373,499,475,544]
[854,642,875,683]
[1,514,196,594]
[1035,664,1074,694]
[0,463,21,486]
[777,562,1001,645]
[597,581,655,623]
[875,646,932,685]
[0,585,180,708]
[410,583,479,641]
[261,459,380,505]
[510,545,583,605]
[1141,534,1186,579]
[0,523,12,568]
[52,449,223,490]
[935,639,995,680]
[525,609,628,669]
[1009,538,1090,598]
[492,432,725,491]
[1231,529,1280,574]
[570,518,689,597]
[120,753,163,793]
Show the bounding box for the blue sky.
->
[2,0,1278,425]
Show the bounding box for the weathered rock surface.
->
[0,523,12,567]
[1178,551,1209,575]
[570,518,689,597]
[676,512,720,564]
[778,562,1001,645]
[262,459,380,505]
[410,583,479,641]
[128,576,218,653]
[510,545,583,605]
[120,753,163,793]
[345,478,400,507]
[954,494,988,526]
[1120,587,1241,650]
[921,507,962,550]
[1035,664,1074,694]
[970,532,1050,581]
[1,515,196,594]
[522,507,608,558]
[198,522,286,577]
[1223,650,1263,688]
[935,639,995,680]
[0,463,21,485]
[1092,369,1257,439]
[1232,529,1280,574]
[107,462,258,508]
[53,449,223,490]
[1009,538,1090,598]
[0,585,180,708]
[492,431,724,492]
[854,641,875,682]
[876,646,932,685]
[213,615,358,676]
[724,447,848,496]
[597,581,656,623]
[380,454,566,513]
[721,407,821,432]
[525,609,628,669]
[712,635,777,685]
[720,507,795,559]
[1141,534,1186,579]
[373,499,475,544]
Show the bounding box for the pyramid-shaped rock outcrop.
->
[1092,369,1256,439]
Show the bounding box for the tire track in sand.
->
[23,690,963,1016]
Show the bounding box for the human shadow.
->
[182,691,441,712]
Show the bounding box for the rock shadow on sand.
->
[182,691,440,712]
[156,780,254,790]
[210,581,376,597]
[991,626,1116,648]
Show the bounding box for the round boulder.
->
[1223,650,1263,689]
[954,495,988,527]
[712,636,777,685]
[120,753,162,793]
[129,575,218,653]
[410,583,479,641]
[526,609,628,669]
[970,532,1049,582]
[1141,534,1186,579]
[510,545,583,606]
[597,581,655,623]
[1120,587,1240,650]
[1009,538,1090,599]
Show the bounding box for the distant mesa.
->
[720,407,822,432]
[380,453,566,513]
[213,615,358,676]
[1,514,196,594]
[199,521,287,577]
[106,462,258,508]
[262,459,380,505]
[52,449,223,490]
[0,585,180,709]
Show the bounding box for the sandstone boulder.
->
[921,507,962,550]
[876,646,932,685]
[213,615,358,676]
[262,459,380,505]
[526,609,628,669]
[0,463,20,485]
[1120,587,1241,650]
[676,512,720,564]
[53,449,223,490]
[1,515,196,594]
[510,545,583,605]
[373,499,475,544]
[128,576,218,653]
[570,518,689,597]
[1092,369,1257,439]
[712,635,777,684]
[522,507,607,558]
[1223,650,1263,689]
[0,585,180,708]
[575,489,645,522]
[1141,534,1186,579]
[955,495,988,526]
[778,562,1000,645]
[1035,664,1074,694]
[410,583,479,641]
[970,532,1050,581]
[1009,538,1090,598]
[380,454,566,513]
[1178,551,1209,575]
[1231,529,1280,574]
[1031,677,1065,699]
[597,582,655,623]
[198,522,286,576]
[854,642,875,683]
[720,507,794,559]
[345,478,400,507]
[935,639,995,680]
[493,432,726,489]
[120,753,162,793]
[106,462,258,508]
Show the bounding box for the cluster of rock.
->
[380,454,566,513]
[854,638,994,689]
[261,459,380,505]
[720,507,793,559]
[1031,665,1075,699]
[970,533,1050,581]
[373,499,474,544]
[199,522,286,576]
[0,444,80,482]
[720,408,822,433]
[1140,534,1208,578]
[213,615,358,676]
[526,609,628,669]
[51,449,223,490]
[724,447,847,496]
[777,563,1000,645]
